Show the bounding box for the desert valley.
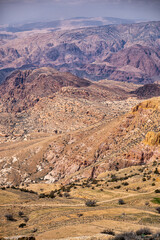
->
[0,7,160,240]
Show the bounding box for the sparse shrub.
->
[77,213,83,217]
[39,193,45,198]
[100,188,104,191]
[152,182,155,186]
[58,192,63,197]
[113,231,136,240]
[63,192,70,198]
[142,177,146,181]
[91,179,98,184]
[147,175,151,180]
[137,187,140,190]
[122,182,129,186]
[20,188,37,194]
[114,185,121,189]
[156,207,160,213]
[136,228,152,236]
[112,228,155,240]
[118,199,125,205]
[19,211,24,217]
[29,190,37,194]
[153,161,157,166]
[101,229,115,235]
[92,186,95,190]
[66,187,71,192]
[155,189,160,193]
[5,214,15,221]
[49,191,55,198]
[86,184,91,188]
[1,187,5,190]
[111,174,117,182]
[96,184,101,187]
[19,223,26,228]
[85,199,96,207]
[61,186,66,191]
[145,202,149,206]
[23,216,29,222]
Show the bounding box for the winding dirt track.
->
[0,190,155,208]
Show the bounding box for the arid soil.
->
[0,160,160,239]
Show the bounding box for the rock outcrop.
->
[144,131,160,146]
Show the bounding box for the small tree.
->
[154,168,159,175]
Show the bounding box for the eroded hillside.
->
[0,95,159,186]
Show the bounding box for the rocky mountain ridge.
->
[0,21,160,83]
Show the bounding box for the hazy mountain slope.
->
[0,17,136,33]
[105,44,160,77]
[0,21,160,83]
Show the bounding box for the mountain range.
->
[0,21,160,84]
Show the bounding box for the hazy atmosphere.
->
[0,0,160,25]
